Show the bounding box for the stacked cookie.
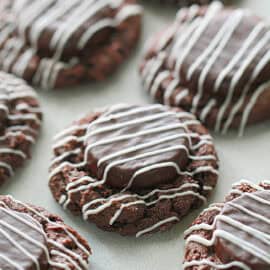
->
[0,0,142,89]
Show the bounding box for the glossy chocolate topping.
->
[0,207,49,270]
[215,191,270,270]
[12,0,141,59]
[86,104,189,189]
[140,2,270,134]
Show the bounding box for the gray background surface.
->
[2,1,270,269]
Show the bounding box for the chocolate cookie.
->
[49,104,219,237]
[0,0,142,89]
[183,180,270,270]
[0,71,42,185]
[0,195,91,269]
[140,2,270,135]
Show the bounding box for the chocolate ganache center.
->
[0,207,49,270]
[215,191,270,270]
[85,104,189,189]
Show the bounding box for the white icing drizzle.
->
[150,70,171,96]
[0,196,90,270]
[262,180,270,185]
[0,201,66,269]
[0,162,13,176]
[141,1,270,134]
[0,226,40,269]
[109,200,145,226]
[191,10,245,115]
[164,79,180,105]
[200,99,216,122]
[187,9,244,81]
[136,216,180,238]
[239,80,270,136]
[0,74,41,177]
[0,253,23,269]
[82,185,210,220]
[215,28,270,133]
[183,180,270,269]
[174,89,189,105]
[53,124,89,141]
[50,104,218,236]
[142,52,167,91]
[173,2,223,77]
[0,0,142,88]
[232,179,265,191]
[0,148,26,159]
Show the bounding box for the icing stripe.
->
[184,180,270,269]
[136,216,180,238]
[191,10,244,114]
